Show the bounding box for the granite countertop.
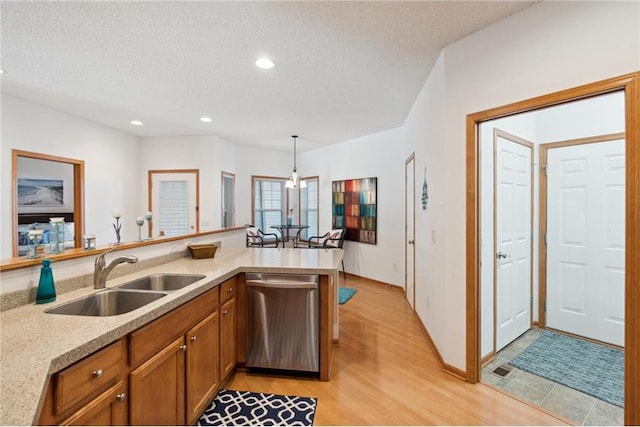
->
[0,247,342,426]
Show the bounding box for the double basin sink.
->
[45,273,206,317]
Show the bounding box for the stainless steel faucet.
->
[94,247,138,289]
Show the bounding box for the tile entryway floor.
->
[481,329,624,425]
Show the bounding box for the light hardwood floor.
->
[226,275,568,425]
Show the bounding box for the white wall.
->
[235,145,295,227]
[299,127,408,287]
[536,91,626,143]
[405,1,638,370]
[402,52,450,358]
[1,94,142,259]
[140,136,294,229]
[140,135,241,231]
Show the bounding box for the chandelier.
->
[285,135,307,188]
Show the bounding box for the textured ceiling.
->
[1,1,535,151]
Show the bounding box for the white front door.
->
[405,155,416,310]
[495,130,533,351]
[546,139,625,346]
[150,171,198,237]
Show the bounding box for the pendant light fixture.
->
[285,135,307,189]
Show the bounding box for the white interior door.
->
[495,131,532,351]
[546,139,625,346]
[405,156,415,309]
[222,172,235,228]
[150,171,198,237]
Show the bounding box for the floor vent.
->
[492,364,513,377]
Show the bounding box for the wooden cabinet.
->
[38,339,127,426]
[129,336,186,426]
[129,288,218,368]
[186,311,220,425]
[61,382,127,426]
[129,287,220,426]
[36,274,260,426]
[55,340,124,415]
[220,297,236,380]
[220,276,236,304]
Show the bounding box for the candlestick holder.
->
[112,209,122,245]
[144,211,153,239]
[136,217,144,241]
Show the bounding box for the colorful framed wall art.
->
[332,177,377,244]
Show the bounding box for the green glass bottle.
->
[36,259,56,304]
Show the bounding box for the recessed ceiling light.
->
[200,116,213,123]
[255,57,275,69]
[0,69,5,74]
[130,120,143,126]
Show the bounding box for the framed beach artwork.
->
[17,178,64,207]
[332,177,377,244]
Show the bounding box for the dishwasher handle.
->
[246,279,318,289]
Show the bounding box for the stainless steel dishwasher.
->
[245,272,319,373]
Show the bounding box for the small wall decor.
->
[421,166,428,211]
[332,177,377,244]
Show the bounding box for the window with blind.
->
[300,177,319,240]
[253,178,286,231]
[159,180,189,236]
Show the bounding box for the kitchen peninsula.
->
[0,247,342,425]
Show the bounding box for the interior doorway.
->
[221,171,236,228]
[405,153,416,309]
[466,72,640,425]
[148,169,200,237]
[541,134,626,346]
[493,130,533,352]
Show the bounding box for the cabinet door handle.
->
[190,336,198,342]
[227,287,233,292]
[116,393,127,402]
[222,310,228,315]
[92,369,103,379]
[180,344,187,352]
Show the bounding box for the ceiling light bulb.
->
[130,120,143,126]
[255,58,275,69]
[200,116,213,123]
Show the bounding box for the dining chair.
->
[307,228,346,279]
[245,226,280,248]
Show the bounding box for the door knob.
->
[496,252,508,259]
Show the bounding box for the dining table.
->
[270,224,310,247]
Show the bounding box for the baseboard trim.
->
[413,311,466,381]
[345,273,466,380]
[344,272,403,291]
[481,351,496,368]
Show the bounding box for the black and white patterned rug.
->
[197,389,317,426]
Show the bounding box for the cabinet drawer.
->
[129,287,219,368]
[220,276,237,304]
[55,339,124,415]
[60,381,127,426]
